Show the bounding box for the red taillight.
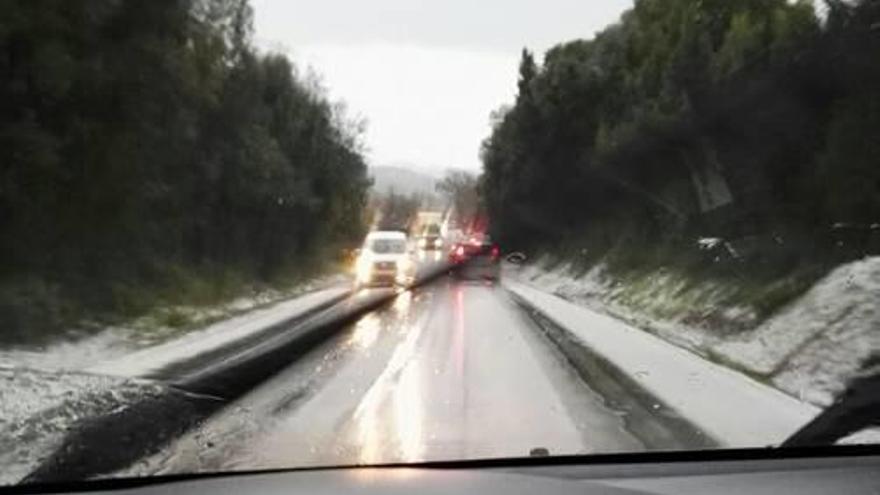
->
[456,245,465,257]
[491,245,500,258]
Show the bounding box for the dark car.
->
[449,238,500,281]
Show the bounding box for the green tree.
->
[436,170,480,229]
[480,0,877,272]
[0,0,370,343]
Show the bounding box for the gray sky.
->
[251,0,633,172]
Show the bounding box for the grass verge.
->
[0,253,350,349]
[529,234,834,337]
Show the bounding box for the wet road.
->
[129,274,644,476]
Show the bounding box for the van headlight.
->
[356,258,372,282]
[418,238,427,248]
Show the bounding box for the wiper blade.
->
[783,355,880,447]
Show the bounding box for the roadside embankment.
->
[508,256,880,408]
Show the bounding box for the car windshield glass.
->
[369,239,407,254]
[3,0,879,488]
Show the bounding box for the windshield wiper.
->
[783,355,880,447]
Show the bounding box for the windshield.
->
[368,239,407,254]
[2,0,880,487]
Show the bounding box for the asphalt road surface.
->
[125,270,650,476]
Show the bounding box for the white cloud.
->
[251,0,633,53]
[251,0,634,172]
[283,43,517,171]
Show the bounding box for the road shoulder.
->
[504,280,819,448]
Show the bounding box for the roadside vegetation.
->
[482,0,880,324]
[373,190,424,232]
[436,170,482,231]
[0,0,370,345]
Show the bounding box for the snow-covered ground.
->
[0,276,350,484]
[0,274,349,373]
[506,281,820,447]
[508,257,880,408]
[0,367,167,485]
[716,258,880,405]
[90,286,349,378]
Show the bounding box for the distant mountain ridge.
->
[369,165,438,197]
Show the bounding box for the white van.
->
[354,231,415,288]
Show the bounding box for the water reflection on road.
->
[124,272,645,476]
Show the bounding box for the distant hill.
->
[369,165,438,197]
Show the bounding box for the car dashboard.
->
[9,448,880,495]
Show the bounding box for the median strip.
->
[164,260,452,398]
[24,262,453,482]
[89,287,352,379]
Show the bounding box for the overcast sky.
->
[251,0,633,173]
